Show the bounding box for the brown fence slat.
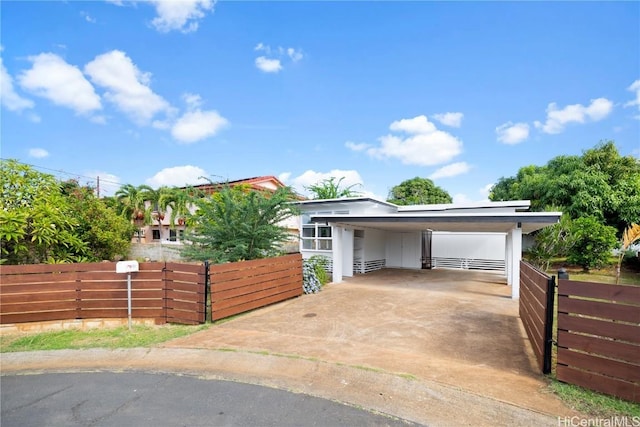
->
[557,313,640,344]
[557,330,640,365]
[557,348,640,383]
[558,296,640,323]
[556,365,639,403]
[0,310,79,324]
[0,291,78,304]
[519,261,554,374]
[558,280,640,305]
[212,287,301,321]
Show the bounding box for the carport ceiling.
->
[309,213,561,234]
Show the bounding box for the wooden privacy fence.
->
[209,254,303,321]
[0,262,206,325]
[519,261,555,374]
[557,279,640,403]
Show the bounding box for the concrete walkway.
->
[1,269,582,426]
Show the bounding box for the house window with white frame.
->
[301,210,348,251]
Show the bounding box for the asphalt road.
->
[1,372,418,427]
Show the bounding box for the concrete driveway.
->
[165,268,571,416]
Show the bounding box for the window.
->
[178,230,185,241]
[152,229,161,240]
[169,229,177,242]
[300,210,347,251]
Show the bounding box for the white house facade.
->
[296,198,561,300]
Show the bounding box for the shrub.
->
[567,217,618,271]
[302,260,322,294]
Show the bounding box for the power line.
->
[0,158,125,188]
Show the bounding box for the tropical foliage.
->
[387,177,452,205]
[305,176,362,199]
[0,160,133,264]
[566,217,618,271]
[490,141,640,235]
[181,184,298,263]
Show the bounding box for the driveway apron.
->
[165,268,571,416]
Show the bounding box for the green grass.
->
[549,380,640,418]
[0,323,209,353]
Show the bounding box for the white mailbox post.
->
[116,260,139,330]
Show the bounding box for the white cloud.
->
[18,53,101,115]
[452,193,472,204]
[146,165,209,188]
[479,183,494,198]
[429,162,470,179]
[389,115,436,134]
[496,121,530,144]
[255,56,282,73]
[254,43,303,73]
[28,148,49,158]
[287,47,303,62]
[366,115,462,166]
[81,11,96,23]
[432,112,463,128]
[624,80,640,118]
[289,169,364,197]
[171,109,228,143]
[148,0,214,33]
[85,50,172,125]
[534,98,614,134]
[278,172,292,183]
[345,141,370,152]
[0,57,35,112]
[183,92,203,110]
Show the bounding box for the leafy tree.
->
[0,160,86,264]
[387,177,452,205]
[181,184,299,263]
[490,141,640,235]
[159,186,199,228]
[62,180,135,261]
[566,217,618,271]
[528,213,575,271]
[305,176,361,199]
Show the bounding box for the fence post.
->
[204,260,211,323]
[543,275,556,374]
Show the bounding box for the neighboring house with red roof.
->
[132,176,299,251]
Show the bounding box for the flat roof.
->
[309,212,561,234]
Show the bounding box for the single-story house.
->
[296,197,561,299]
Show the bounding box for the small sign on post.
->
[116,261,139,330]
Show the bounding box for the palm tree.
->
[115,184,153,242]
[616,223,640,284]
[162,187,196,228]
[305,177,362,199]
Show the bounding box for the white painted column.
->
[510,225,522,300]
[332,225,343,283]
[342,228,354,277]
[505,232,512,285]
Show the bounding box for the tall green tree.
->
[0,160,86,264]
[387,177,452,205]
[181,184,299,263]
[490,141,640,234]
[305,177,362,199]
[61,180,135,261]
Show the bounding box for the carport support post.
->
[505,232,512,285]
[509,225,522,300]
[331,225,343,284]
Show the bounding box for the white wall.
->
[385,231,421,269]
[363,228,386,261]
[432,232,505,260]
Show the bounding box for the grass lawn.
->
[0,323,209,353]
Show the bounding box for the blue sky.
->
[2,1,639,201]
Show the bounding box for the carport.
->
[306,201,561,300]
